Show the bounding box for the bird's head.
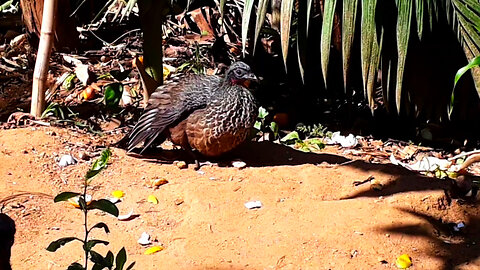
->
[225,61,257,88]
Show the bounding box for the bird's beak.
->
[247,73,258,81]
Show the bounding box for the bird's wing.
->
[126,75,221,152]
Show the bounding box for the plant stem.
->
[83,179,89,269]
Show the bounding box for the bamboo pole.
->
[30,0,56,117]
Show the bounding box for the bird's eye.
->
[234,69,242,76]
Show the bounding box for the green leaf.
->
[241,0,255,55]
[86,148,112,180]
[84,239,109,252]
[450,55,480,115]
[54,192,80,203]
[106,251,115,267]
[220,0,226,18]
[46,237,82,252]
[454,55,480,87]
[254,0,270,52]
[115,247,127,270]
[320,0,337,88]
[88,199,119,217]
[90,222,110,234]
[104,83,124,108]
[395,0,413,113]
[90,250,107,265]
[342,0,358,91]
[280,0,295,70]
[254,121,262,130]
[415,0,424,40]
[270,121,279,137]
[257,107,269,119]
[297,0,313,82]
[360,0,377,97]
[281,131,300,143]
[67,262,85,270]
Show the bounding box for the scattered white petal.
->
[118,209,134,221]
[232,161,247,168]
[108,197,120,204]
[58,154,77,167]
[244,200,263,209]
[138,232,151,245]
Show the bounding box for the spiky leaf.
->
[320,0,337,87]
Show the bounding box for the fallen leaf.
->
[148,195,158,204]
[112,190,124,199]
[144,246,164,255]
[396,254,412,269]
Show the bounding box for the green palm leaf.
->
[342,0,359,91]
[320,0,337,87]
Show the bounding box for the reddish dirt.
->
[1,126,479,269]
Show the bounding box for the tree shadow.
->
[340,161,452,199]
[380,208,480,270]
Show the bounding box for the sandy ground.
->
[1,126,479,270]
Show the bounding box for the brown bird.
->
[126,61,258,167]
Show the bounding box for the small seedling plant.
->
[47,149,135,270]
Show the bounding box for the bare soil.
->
[1,126,479,270]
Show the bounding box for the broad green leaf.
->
[241,0,255,56]
[86,148,112,180]
[395,0,413,113]
[254,0,270,52]
[360,0,377,97]
[46,237,82,252]
[281,131,300,142]
[88,199,119,217]
[342,0,359,91]
[297,0,313,81]
[415,0,424,40]
[106,251,115,266]
[104,83,124,108]
[320,0,337,87]
[90,250,108,265]
[84,239,109,252]
[54,192,80,202]
[115,247,127,270]
[280,0,295,69]
[90,222,110,234]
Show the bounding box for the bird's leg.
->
[183,147,200,170]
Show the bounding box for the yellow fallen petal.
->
[112,190,124,199]
[144,246,164,255]
[148,195,158,204]
[396,254,412,269]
